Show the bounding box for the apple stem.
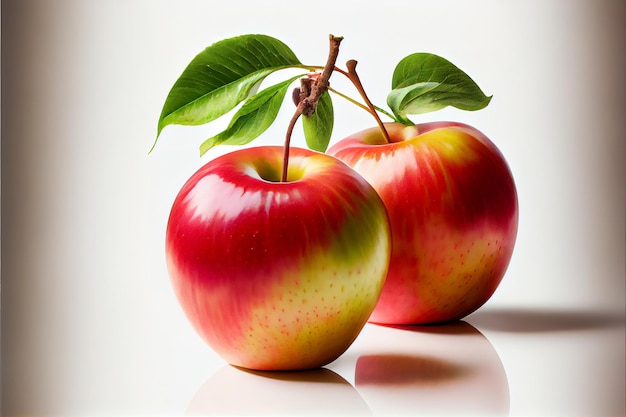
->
[282,35,343,182]
[328,86,398,124]
[344,60,391,144]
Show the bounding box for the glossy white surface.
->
[3,0,624,416]
[181,312,624,417]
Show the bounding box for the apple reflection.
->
[187,365,371,416]
[355,321,509,416]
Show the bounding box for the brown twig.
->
[345,60,391,143]
[282,35,343,182]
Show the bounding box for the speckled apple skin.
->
[165,146,391,370]
[328,122,518,324]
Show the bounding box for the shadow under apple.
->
[467,307,625,333]
[186,365,371,416]
[354,321,509,416]
[356,353,472,386]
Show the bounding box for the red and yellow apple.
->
[328,122,518,324]
[165,146,391,370]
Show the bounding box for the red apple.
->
[327,122,518,324]
[165,146,391,370]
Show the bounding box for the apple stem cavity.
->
[282,35,344,182]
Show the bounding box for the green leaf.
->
[387,53,492,121]
[302,92,334,152]
[156,34,302,139]
[199,75,302,155]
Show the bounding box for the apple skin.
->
[327,122,518,325]
[165,146,391,370]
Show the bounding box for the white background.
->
[3,0,625,416]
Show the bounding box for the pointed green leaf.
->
[387,53,492,120]
[199,75,302,155]
[156,34,302,138]
[302,92,334,152]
